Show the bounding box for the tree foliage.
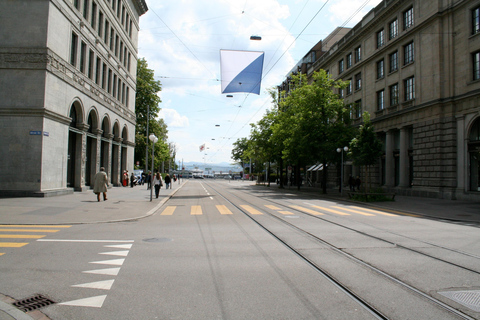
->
[349,112,383,192]
[134,58,171,171]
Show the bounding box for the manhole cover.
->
[439,290,480,312]
[142,238,173,243]
[13,294,56,312]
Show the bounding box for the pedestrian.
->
[93,167,108,202]
[153,172,163,198]
[146,171,152,190]
[164,174,171,189]
[122,170,127,187]
[348,175,355,191]
[356,176,361,192]
[130,172,135,187]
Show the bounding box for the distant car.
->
[193,175,204,179]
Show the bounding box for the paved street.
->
[1,180,480,319]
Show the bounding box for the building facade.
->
[0,0,147,196]
[289,0,480,200]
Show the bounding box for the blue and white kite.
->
[220,50,264,95]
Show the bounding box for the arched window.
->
[69,105,77,127]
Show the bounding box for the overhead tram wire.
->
[149,7,219,81]
[208,0,379,162]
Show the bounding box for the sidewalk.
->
[264,183,480,225]
[0,181,184,225]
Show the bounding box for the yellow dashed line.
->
[0,253,4,256]
[0,229,60,233]
[289,205,324,215]
[191,206,203,215]
[337,206,397,217]
[0,225,71,228]
[279,211,294,215]
[216,205,233,215]
[331,206,375,216]
[0,243,29,248]
[160,206,176,216]
[265,205,281,210]
[0,235,46,239]
[312,206,351,216]
[240,205,263,215]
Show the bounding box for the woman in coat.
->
[153,172,163,198]
[93,167,108,202]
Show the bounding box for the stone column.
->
[76,123,89,191]
[104,133,114,185]
[456,115,465,193]
[94,129,103,173]
[385,130,395,187]
[399,127,409,188]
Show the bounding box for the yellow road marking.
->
[335,206,397,217]
[191,206,203,215]
[160,206,176,215]
[0,229,59,233]
[240,205,263,215]
[279,211,294,215]
[331,206,375,216]
[289,205,324,215]
[0,253,4,256]
[0,243,29,248]
[216,205,233,215]
[265,205,281,210]
[312,206,350,216]
[0,235,46,239]
[0,225,71,228]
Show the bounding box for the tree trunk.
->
[279,157,284,189]
[322,161,328,194]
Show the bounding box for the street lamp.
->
[337,146,349,195]
[149,134,158,202]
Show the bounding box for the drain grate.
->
[439,290,480,312]
[13,294,56,312]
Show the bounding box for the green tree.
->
[349,112,383,192]
[134,58,167,171]
[277,70,351,192]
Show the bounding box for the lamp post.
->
[337,146,349,195]
[149,134,158,202]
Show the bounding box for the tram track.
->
[201,181,479,320]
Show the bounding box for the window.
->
[126,87,130,107]
[377,90,385,110]
[70,32,78,66]
[390,83,399,106]
[377,59,384,79]
[339,59,344,74]
[107,69,112,93]
[127,52,131,73]
[88,49,94,79]
[354,100,362,118]
[74,0,80,10]
[113,74,117,97]
[83,0,89,19]
[355,46,361,62]
[355,73,362,90]
[109,27,114,51]
[474,51,480,80]
[346,79,352,95]
[389,19,398,39]
[91,1,97,28]
[403,7,414,30]
[473,6,480,35]
[389,51,398,72]
[98,11,104,37]
[95,57,101,84]
[102,63,107,89]
[79,41,87,73]
[338,88,344,99]
[404,41,414,65]
[377,29,384,48]
[346,54,352,69]
[104,20,109,44]
[404,77,415,101]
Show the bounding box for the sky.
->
[138,0,383,167]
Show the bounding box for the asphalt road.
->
[1,180,480,319]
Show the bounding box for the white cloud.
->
[158,108,189,128]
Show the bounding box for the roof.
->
[133,0,148,16]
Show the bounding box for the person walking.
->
[130,172,135,188]
[153,172,163,198]
[93,167,108,202]
[355,176,361,192]
[164,174,171,189]
[146,171,152,190]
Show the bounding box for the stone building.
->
[286,0,480,200]
[0,0,147,196]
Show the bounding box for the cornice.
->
[133,0,148,16]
